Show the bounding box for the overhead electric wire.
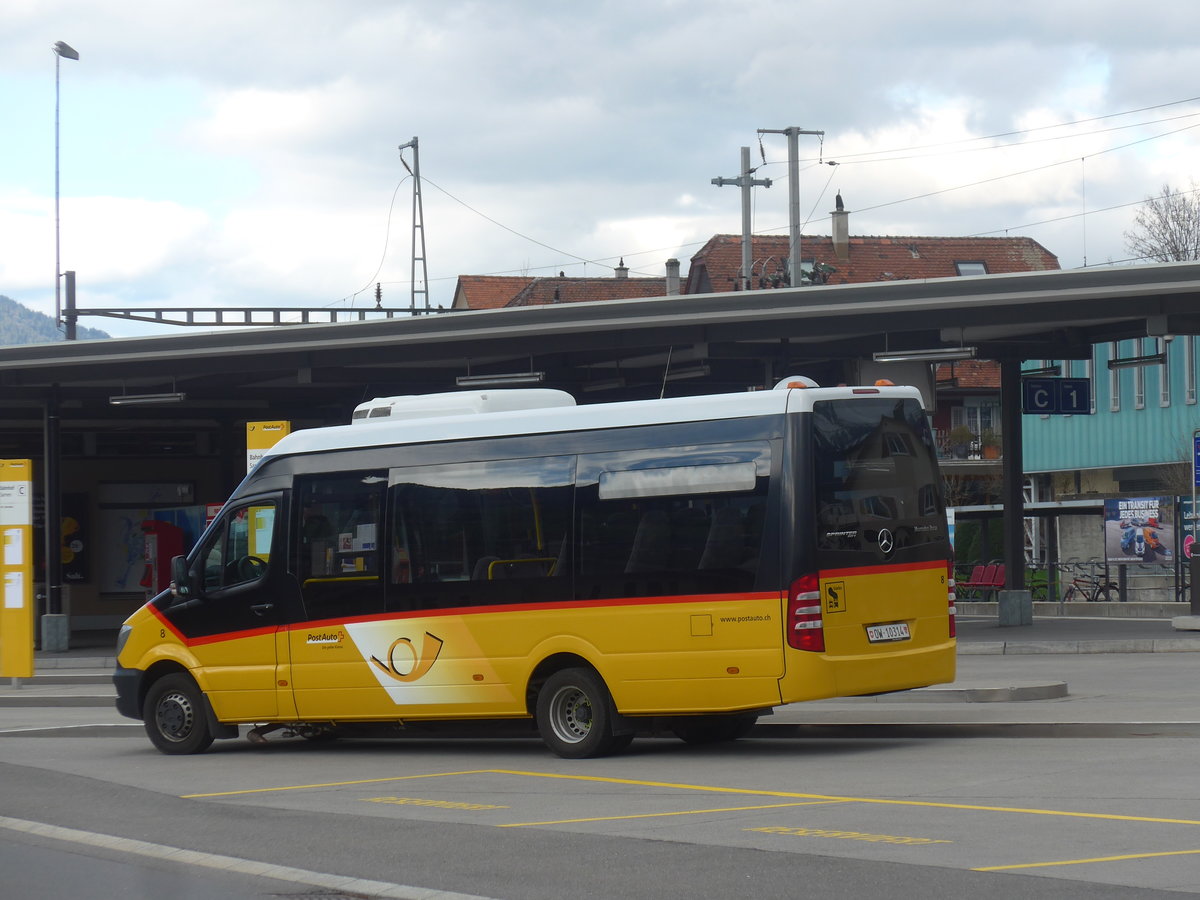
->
[816,96,1200,164]
[330,176,410,308]
[350,97,1200,300]
[422,175,617,273]
[852,120,1200,216]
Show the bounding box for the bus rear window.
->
[811,397,946,562]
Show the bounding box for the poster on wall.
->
[1181,499,1198,560]
[61,493,88,584]
[1103,497,1175,565]
[97,505,205,594]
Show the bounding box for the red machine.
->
[140,520,185,600]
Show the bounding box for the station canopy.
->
[2,262,1200,442]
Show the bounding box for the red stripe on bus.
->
[296,591,782,633]
[147,603,281,647]
[150,591,780,647]
[819,559,947,578]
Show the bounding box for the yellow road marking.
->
[184,768,1200,831]
[487,770,1200,828]
[975,848,1200,871]
[181,770,491,799]
[500,800,843,827]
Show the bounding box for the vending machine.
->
[140,519,185,600]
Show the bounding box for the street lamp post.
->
[44,41,77,653]
[53,41,79,333]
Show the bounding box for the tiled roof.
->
[453,275,667,309]
[452,276,535,310]
[935,359,1001,389]
[506,276,667,307]
[685,234,1060,293]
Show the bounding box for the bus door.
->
[288,471,389,720]
[169,496,286,721]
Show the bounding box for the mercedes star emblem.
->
[878,528,894,554]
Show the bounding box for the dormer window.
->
[955,261,988,276]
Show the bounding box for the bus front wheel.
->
[536,668,622,759]
[143,673,215,755]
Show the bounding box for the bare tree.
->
[1124,181,1200,263]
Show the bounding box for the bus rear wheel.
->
[536,668,623,759]
[143,673,214,755]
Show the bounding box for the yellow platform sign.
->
[1,459,35,679]
[246,420,291,473]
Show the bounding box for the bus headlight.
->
[115,624,132,658]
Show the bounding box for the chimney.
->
[614,257,629,280]
[831,193,850,263]
[665,258,680,295]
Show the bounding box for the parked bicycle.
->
[1061,561,1117,602]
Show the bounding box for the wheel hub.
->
[156,691,195,742]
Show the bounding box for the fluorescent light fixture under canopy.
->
[108,392,187,406]
[455,372,545,387]
[872,347,977,363]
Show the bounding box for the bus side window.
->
[575,450,770,601]
[386,457,575,612]
[296,472,385,620]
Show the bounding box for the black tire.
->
[1094,585,1112,602]
[672,714,758,745]
[143,673,215,755]
[535,667,621,759]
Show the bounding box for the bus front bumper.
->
[113,666,142,720]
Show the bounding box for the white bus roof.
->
[263,382,923,460]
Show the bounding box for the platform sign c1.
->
[0,459,35,679]
[1022,377,1091,414]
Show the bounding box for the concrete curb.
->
[959,639,1200,655]
[0,695,114,708]
[33,656,116,670]
[957,601,1190,618]
[826,680,1069,703]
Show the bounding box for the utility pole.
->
[399,137,429,311]
[757,126,823,286]
[712,147,771,291]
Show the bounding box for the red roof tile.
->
[935,359,1001,389]
[685,234,1059,293]
[506,276,667,307]
[453,275,667,310]
[452,276,535,310]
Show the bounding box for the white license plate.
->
[866,622,910,643]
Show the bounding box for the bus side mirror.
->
[170,555,193,598]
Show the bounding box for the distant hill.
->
[0,295,110,344]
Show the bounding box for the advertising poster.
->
[1181,498,1199,560]
[1103,497,1174,565]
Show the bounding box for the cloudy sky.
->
[3,0,1199,338]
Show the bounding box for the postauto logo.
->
[369,631,445,683]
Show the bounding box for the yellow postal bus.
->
[114,378,956,758]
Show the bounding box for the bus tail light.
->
[787,574,824,652]
[947,560,957,638]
